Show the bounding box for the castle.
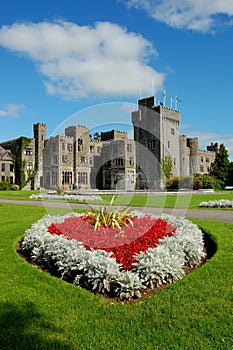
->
[0,96,218,190]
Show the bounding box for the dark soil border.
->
[16,231,216,304]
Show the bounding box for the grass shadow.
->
[0,301,71,350]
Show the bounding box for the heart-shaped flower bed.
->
[47,215,176,270]
[21,211,206,300]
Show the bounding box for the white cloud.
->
[124,0,233,33]
[0,20,165,100]
[0,104,25,117]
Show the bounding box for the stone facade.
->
[101,137,136,190]
[132,96,218,188]
[180,136,218,176]
[0,96,218,190]
[43,134,74,189]
[132,96,181,188]
[0,137,36,188]
[41,125,135,190]
[0,146,14,184]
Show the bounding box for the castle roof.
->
[0,145,10,159]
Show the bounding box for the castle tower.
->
[179,135,190,176]
[33,123,46,188]
[187,137,199,174]
[65,125,91,186]
[131,96,181,189]
[207,142,219,154]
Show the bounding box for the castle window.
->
[200,165,204,172]
[52,172,57,185]
[129,157,134,166]
[1,163,5,172]
[78,145,83,151]
[26,162,33,170]
[2,176,5,181]
[78,139,83,151]
[80,156,87,164]
[116,158,124,166]
[206,157,210,162]
[201,157,204,162]
[67,143,72,151]
[78,171,88,184]
[97,147,101,154]
[127,170,135,183]
[168,141,170,148]
[10,164,14,172]
[148,140,157,149]
[171,128,175,135]
[62,155,68,163]
[62,142,65,151]
[90,145,95,153]
[24,148,33,155]
[174,158,176,165]
[53,155,57,164]
[89,157,93,165]
[62,171,72,185]
[127,144,132,152]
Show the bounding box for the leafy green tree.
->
[210,144,230,187]
[93,132,101,140]
[160,157,173,179]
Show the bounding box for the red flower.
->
[47,214,176,270]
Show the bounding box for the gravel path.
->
[1,198,233,224]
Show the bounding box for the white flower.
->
[22,212,206,300]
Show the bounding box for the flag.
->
[163,90,167,100]
[175,96,182,103]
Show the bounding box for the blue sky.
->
[0,0,233,159]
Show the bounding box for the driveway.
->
[0,198,233,224]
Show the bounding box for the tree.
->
[210,144,230,186]
[93,132,101,141]
[160,157,173,179]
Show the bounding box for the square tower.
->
[132,96,180,189]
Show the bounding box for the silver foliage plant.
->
[21,211,206,300]
[199,199,233,208]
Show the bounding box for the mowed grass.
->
[99,191,233,209]
[0,203,232,349]
[0,189,233,209]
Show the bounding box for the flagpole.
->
[163,90,166,106]
[170,98,173,109]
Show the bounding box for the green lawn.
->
[0,203,232,349]
[100,191,233,209]
[0,189,233,210]
[0,189,42,200]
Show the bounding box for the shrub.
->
[55,184,65,196]
[194,174,224,190]
[0,181,11,191]
[166,176,197,190]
